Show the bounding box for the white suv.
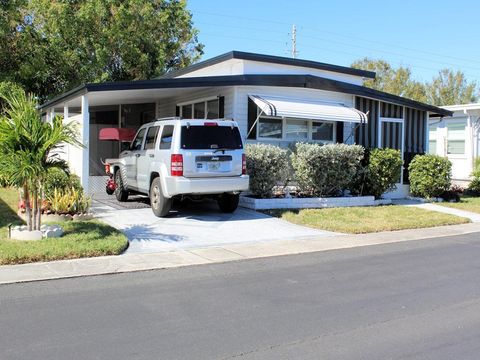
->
[107,118,249,217]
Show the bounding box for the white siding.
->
[176,59,365,85]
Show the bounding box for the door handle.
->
[135,153,141,158]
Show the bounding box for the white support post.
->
[81,95,90,194]
[63,103,70,166]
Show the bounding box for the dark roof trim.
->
[160,51,376,80]
[40,74,451,116]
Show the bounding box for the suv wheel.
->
[150,177,172,217]
[217,193,239,213]
[114,170,129,202]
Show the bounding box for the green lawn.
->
[0,187,128,265]
[266,205,469,234]
[439,196,480,214]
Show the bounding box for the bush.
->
[409,154,452,198]
[352,148,403,199]
[467,157,480,194]
[44,168,83,199]
[291,143,364,197]
[245,143,289,198]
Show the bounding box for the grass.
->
[438,196,480,214]
[265,205,470,234]
[0,187,128,265]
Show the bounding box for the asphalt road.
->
[1,233,480,360]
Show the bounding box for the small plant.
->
[47,187,91,215]
[291,143,364,197]
[245,143,290,198]
[409,154,452,198]
[44,168,83,199]
[467,157,480,195]
[352,148,403,199]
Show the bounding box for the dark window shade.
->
[247,98,257,139]
[175,106,180,117]
[218,96,225,118]
[336,122,344,143]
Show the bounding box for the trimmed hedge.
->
[245,143,289,198]
[409,154,451,198]
[353,148,403,199]
[291,143,364,197]
[467,158,480,194]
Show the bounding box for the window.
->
[179,98,221,119]
[181,126,243,150]
[144,126,159,150]
[181,104,192,119]
[286,120,308,140]
[257,116,335,143]
[159,125,174,150]
[447,121,466,155]
[194,102,205,118]
[312,121,334,143]
[130,128,146,151]
[258,118,283,139]
[428,123,438,154]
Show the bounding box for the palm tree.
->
[0,83,82,231]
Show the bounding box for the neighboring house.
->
[428,103,480,184]
[40,51,451,198]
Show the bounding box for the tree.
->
[352,58,479,106]
[0,0,203,101]
[351,58,427,102]
[426,69,478,106]
[0,82,82,231]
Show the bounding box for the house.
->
[428,103,480,184]
[39,51,451,198]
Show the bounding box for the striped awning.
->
[249,95,368,123]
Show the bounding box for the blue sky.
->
[187,0,480,84]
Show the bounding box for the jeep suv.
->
[106,118,249,217]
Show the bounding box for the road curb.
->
[1,222,480,285]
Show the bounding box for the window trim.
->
[256,114,336,143]
[177,96,221,119]
[446,120,467,157]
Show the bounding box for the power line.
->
[192,10,480,67]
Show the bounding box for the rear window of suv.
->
[181,125,243,150]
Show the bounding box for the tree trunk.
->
[23,183,32,231]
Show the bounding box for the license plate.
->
[208,162,221,171]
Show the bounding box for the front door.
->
[379,118,404,183]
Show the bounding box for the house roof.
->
[441,103,480,112]
[159,50,377,80]
[40,74,452,117]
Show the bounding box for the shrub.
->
[47,187,91,214]
[467,157,480,194]
[44,168,83,199]
[352,148,403,199]
[291,143,364,197]
[245,143,289,198]
[409,154,452,198]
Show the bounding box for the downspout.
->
[464,109,475,175]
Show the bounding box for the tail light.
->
[242,154,246,175]
[171,154,183,176]
[204,122,218,126]
[105,163,111,174]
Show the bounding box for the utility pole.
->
[291,24,298,59]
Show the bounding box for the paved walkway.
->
[393,199,480,223]
[91,201,336,253]
[1,222,480,285]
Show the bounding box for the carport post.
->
[81,95,90,193]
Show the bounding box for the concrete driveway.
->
[92,198,337,254]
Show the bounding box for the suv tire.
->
[217,193,239,213]
[150,177,172,217]
[114,170,129,202]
